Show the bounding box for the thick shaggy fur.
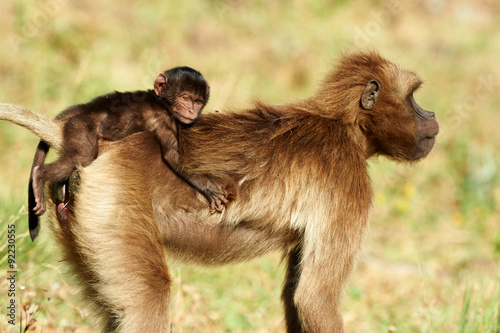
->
[0,51,438,332]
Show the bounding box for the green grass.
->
[1,0,500,331]
[459,284,500,333]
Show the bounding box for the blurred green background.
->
[0,0,499,332]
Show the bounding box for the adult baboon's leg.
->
[282,247,304,333]
[51,152,172,332]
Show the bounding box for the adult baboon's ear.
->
[360,80,380,110]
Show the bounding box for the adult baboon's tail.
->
[0,103,63,152]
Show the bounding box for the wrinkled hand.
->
[33,197,46,216]
[201,181,229,213]
[31,166,46,216]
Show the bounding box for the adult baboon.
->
[0,51,438,332]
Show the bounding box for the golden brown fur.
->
[0,103,63,151]
[0,51,438,332]
[51,134,298,332]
